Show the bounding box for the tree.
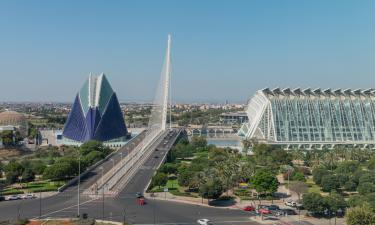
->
[357,182,375,195]
[320,174,340,192]
[326,191,347,212]
[289,182,308,200]
[31,160,47,175]
[199,177,224,200]
[251,170,278,196]
[1,130,14,146]
[346,203,375,225]
[191,136,207,149]
[312,166,330,185]
[159,163,178,175]
[152,172,168,188]
[43,157,78,180]
[21,168,35,182]
[302,193,327,214]
[80,140,110,157]
[4,161,24,184]
[292,171,306,182]
[178,165,195,187]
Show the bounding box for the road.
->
[0,129,260,225]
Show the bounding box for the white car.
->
[197,219,212,225]
[5,195,19,201]
[21,194,35,199]
[285,200,297,207]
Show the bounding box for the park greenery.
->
[0,140,111,194]
[150,136,375,223]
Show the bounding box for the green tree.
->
[1,130,14,146]
[312,166,330,185]
[346,203,375,225]
[178,165,195,187]
[159,163,178,175]
[199,177,224,200]
[251,170,278,196]
[320,174,341,192]
[151,172,168,188]
[21,168,35,182]
[191,136,207,149]
[31,160,47,175]
[43,157,78,180]
[292,171,306,182]
[302,192,327,214]
[80,140,110,156]
[326,191,347,212]
[357,182,375,195]
[4,161,24,184]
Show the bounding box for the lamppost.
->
[123,208,126,224]
[77,150,81,218]
[119,152,123,167]
[39,192,42,218]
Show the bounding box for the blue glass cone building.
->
[63,73,128,145]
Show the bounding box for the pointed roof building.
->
[63,74,128,143]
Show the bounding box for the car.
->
[268,205,280,211]
[5,195,19,201]
[295,202,304,209]
[258,208,271,214]
[21,194,35,199]
[197,219,212,225]
[155,148,159,151]
[285,200,297,207]
[154,155,159,159]
[282,208,297,215]
[136,192,143,198]
[243,206,255,211]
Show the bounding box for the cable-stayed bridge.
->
[82,35,174,197]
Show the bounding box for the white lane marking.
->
[134,220,252,225]
[31,198,96,219]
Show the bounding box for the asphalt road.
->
[0,129,260,225]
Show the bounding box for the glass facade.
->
[239,88,375,148]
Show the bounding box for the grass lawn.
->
[23,181,65,193]
[193,151,208,158]
[1,181,65,195]
[306,177,321,194]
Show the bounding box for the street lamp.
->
[119,152,123,167]
[77,150,81,218]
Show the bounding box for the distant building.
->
[239,88,375,149]
[0,111,27,148]
[62,73,128,147]
[220,111,248,125]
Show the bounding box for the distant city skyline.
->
[1,0,375,103]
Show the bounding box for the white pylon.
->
[161,34,171,131]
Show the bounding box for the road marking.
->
[134,220,252,225]
[31,198,96,219]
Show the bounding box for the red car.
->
[258,208,271,214]
[243,206,256,211]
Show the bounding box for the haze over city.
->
[1,0,375,103]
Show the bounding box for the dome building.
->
[0,111,26,126]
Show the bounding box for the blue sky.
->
[0,0,375,103]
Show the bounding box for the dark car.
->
[268,205,280,211]
[282,209,297,215]
[154,155,159,159]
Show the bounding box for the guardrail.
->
[84,129,167,196]
[57,131,146,192]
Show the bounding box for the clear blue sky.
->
[1,0,375,103]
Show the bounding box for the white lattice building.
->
[239,88,375,149]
